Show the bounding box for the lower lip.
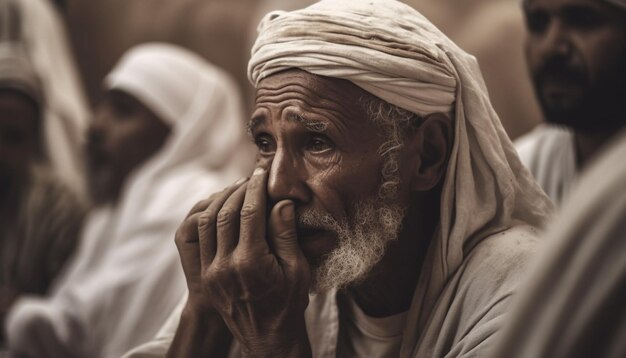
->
[297,229,336,260]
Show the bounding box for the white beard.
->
[298,197,406,292]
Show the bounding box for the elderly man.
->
[515,0,626,205]
[124,1,552,357]
[3,43,251,357]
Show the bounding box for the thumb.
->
[268,200,302,264]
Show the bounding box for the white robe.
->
[492,128,626,358]
[515,124,577,206]
[124,1,553,357]
[4,44,254,358]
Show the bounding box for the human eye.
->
[525,9,550,35]
[306,134,334,154]
[253,133,276,155]
[110,97,137,118]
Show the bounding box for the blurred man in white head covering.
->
[0,41,84,347]
[515,0,626,205]
[3,43,253,358]
[0,0,89,194]
[124,1,552,357]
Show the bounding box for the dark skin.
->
[524,0,626,166]
[86,89,171,206]
[169,70,452,357]
[0,90,41,334]
[0,90,41,206]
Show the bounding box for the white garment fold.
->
[0,0,89,194]
[249,1,552,355]
[492,128,626,358]
[5,43,253,358]
[124,1,553,356]
[515,124,577,206]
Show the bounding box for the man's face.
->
[524,0,626,132]
[251,70,411,291]
[0,90,40,194]
[86,90,171,205]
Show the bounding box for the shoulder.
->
[460,225,542,304]
[514,124,573,167]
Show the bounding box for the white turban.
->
[1,0,89,194]
[249,0,553,354]
[0,43,42,108]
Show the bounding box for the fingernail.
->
[234,177,247,185]
[253,167,266,176]
[279,201,294,221]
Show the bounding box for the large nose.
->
[87,108,107,146]
[540,19,573,60]
[267,147,310,205]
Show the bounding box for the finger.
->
[267,200,303,266]
[185,177,248,219]
[215,183,249,260]
[238,167,269,251]
[174,212,203,291]
[198,179,249,269]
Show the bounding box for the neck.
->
[348,192,439,317]
[574,129,618,168]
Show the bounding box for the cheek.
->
[577,32,626,82]
[307,156,383,216]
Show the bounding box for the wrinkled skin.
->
[524,0,626,133]
[170,70,452,358]
[86,89,171,205]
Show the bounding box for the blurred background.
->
[60,0,543,139]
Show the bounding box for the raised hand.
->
[199,167,312,357]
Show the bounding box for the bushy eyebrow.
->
[288,113,328,132]
[246,113,329,136]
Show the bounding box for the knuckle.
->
[232,252,255,275]
[239,204,258,221]
[275,227,297,240]
[206,261,230,283]
[197,213,215,235]
[216,209,236,228]
[175,213,200,245]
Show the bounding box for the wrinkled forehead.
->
[254,69,376,118]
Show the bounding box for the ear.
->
[408,112,453,191]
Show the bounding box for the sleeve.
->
[4,218,188,358]
[121,296,185,358]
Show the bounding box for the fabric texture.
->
[0,44,42,106]
[124,1,552,357]
[4,43,253,358]
[515,124,576,206]
[0,0,89,194]
[491,128,626,358]
[249,0,552,356]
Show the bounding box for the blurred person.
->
[0,42,84,344]
[404,0,543,139]
[3,43,252,358]
[515,0,626,205]
[0,0,89,193]
[124,1,552,357]
[492,127,626,358]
